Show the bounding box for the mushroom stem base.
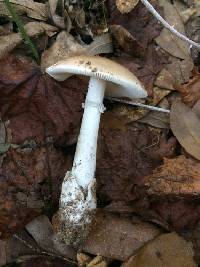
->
[58,171,96,245]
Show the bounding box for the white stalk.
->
[72,77,106,188]
[58,77,106,245]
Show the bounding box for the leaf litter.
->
[0,0,200,266]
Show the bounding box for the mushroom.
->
[46,55,147,245]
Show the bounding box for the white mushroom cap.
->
[46,55,147,99]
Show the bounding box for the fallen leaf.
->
[41,31,113,70]
[0,240,6,266]
[139,106,170,128]
[145,155,200,196]
[0,55,85,144]
[166,57,194,85]
[0,54,87,237]
[81,211,162,261]
[25,215,76,259]
[111,86,170,123]
[116,0,139,14]
[154,68,176,90]
[49,0,66,29]
[180,0,200,23]
[110,24,145,57]
[41,31,87,70]
[178,70,200,107]
[108,0,163,48]
[0,22,57,59]
[97,122,176,204]
[108,0,168,94]
[155,0,190,59]
[123,233,197,267]
[0,0,48,21]
[170,100,200,160]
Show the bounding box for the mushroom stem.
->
[71,77,106,188]
[58,77,106,245]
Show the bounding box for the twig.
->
[106,97,170,113]
[13,234,77,265]
[140,0,200,50]
[4,0,40,63]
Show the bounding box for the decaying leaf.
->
[0,22,57,59]
[81,211,161,261]
[156,0,189,59]
[0,55,85,144]
[110,24,145,57]
[170,100,200,160]
[139,99,170,129]
[166,57,194,85]
[145,155,200,196]
[49,0,66,29]
[25,215,76,259]
[123,233,197,267]
[0,0,48,21]
[116,0,139,14]
[178,71,200,107]
[0,54,86,236]
[154,68,176,90]
[112,86,170,123]
[108,0,167,94]
[180,0,200,23]
[185,14,200,64]
[41,31,113,69]
[41,31,86,69]
[108,0,163,48]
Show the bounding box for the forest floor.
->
[0,0,200,266]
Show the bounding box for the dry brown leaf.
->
[180,1,200,23]
[116,0,139,14]
[113,86,170,123]
[0,54,86,237]
[123,233,197,267]
[41,31,86,70]
[170,100,200,160]
[25,215,76,259]
[81,211,161,261]
[0,22,57,59]
[154,68,176,90]
[0,0,48,21]
[166,57,194,85]
[49,0,66,29]
[41,31,113,70]
[156,0,190,59]
[178,71,200,107]
[145,155,200,196]
[139,99,170,129]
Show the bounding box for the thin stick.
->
[106,97,170,113]
[140,0,200,50]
